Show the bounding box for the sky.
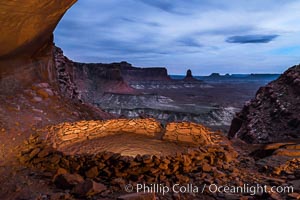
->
[54,0,300,75]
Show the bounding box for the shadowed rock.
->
[229,65,300,143]
[184,69,198,81]
[54,173,84,190]
[72,179,107,197]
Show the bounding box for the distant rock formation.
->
[186,69,193,77]
[207,73,231,78]
[54,46,135,102]
[121,66,171,82]
[228,65,300,143]
[184,69,197,81]
[184,69,192,79]
[54,46,180,105]
[209,73,221,78]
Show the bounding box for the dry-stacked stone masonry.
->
[163,122,213,145]
[44,118,163,148]
[43,118,215,149]
[19,119,248,198]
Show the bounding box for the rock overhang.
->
[0,0,77,85]
[0,0,77,59]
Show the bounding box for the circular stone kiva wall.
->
[20,119,237,186]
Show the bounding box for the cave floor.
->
[60,133,192,157]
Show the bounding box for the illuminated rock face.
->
[164,122,213,144]
[40,119,214,149]
[43,119,164,148]
[0,0,76,87]
[0,0,76,58]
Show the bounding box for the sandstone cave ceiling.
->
[0,0,77,59]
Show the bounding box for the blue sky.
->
[54,0,300,75]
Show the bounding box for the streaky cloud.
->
[177,37,203,48]
[120,17,161,27]
[226,34,279,44]
[139,0,174,12]
[137,0,190,15]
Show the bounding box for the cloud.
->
[54,0,300,75]
[120,17,161,27]
[139,0,174,13]
[196,25,254,36]
[226,34,279,44]
[177,37,203,48]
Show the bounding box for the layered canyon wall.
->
[54,47,172,103]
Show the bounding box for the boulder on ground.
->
[72,179,107,197]
[117,193,156,200]
[54,173,84,190]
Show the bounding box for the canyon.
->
[55,46,274,131]
[0,1,299,200]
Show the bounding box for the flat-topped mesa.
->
[72,60,171,82]
[121,66,171,82]
[0,0,77,87]
[208,73,221,78]
[54,47,173,100]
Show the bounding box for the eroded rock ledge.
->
[229,65,300,143]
